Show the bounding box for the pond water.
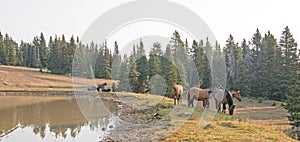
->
[0,96,119,142]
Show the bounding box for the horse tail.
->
[187,90,190,107]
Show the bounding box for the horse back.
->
[189,87,210,100]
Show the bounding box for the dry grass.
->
[149,97,296,141]
[0,65,116,92]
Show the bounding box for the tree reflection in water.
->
[0,96,118,141]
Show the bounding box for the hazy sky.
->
[0,0,299,49]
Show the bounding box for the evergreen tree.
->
[65,36,76,73]
[5,34,17,66]
[103,41,111,79]
[118,55,130,91]
[224,35,237,89]
[95,44,104,78]
[261,31,278,99]
[48,36,61,74]
[164,45,178,97]
[15,41,23,66]
[201,38,212,88]
[285,68,300,128]
[211,41,226,88]
[239,39,252,96]
[112,41,121,80]
[39,33,48,70]
[0,32,5,65]
[152,42,163,56]
[129,53,140,93]
[149,50,161,77]
[277,26,298,101]
[250,29,263,98]
[135,39,149,93]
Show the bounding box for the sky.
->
[0,0,299,49]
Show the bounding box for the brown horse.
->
[187,87,213,108]
[172,83,183,105]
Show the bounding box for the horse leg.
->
[190,96,194,107]
[229,104,235,115]
[202,100,206,108]
[217,103,221,112]
[206,100,210,108]
[203,99,209,108]
[174,98,176,105]
[222,103,226,113]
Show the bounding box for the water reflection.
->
[0,96,119,141]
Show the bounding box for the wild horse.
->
[187,87,213,108]
[172,83,183,105]
[211,88,242,115]
[96,83,111,92]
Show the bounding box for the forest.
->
[0,26,299,125]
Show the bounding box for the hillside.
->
[0,65,114,92]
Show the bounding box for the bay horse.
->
[172,83,183,105]
[211,88,242,115]
[187,87,213,108]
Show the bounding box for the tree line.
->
[0,26,299,100]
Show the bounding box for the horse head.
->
[231,90,242,102]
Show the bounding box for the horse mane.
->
[225,90,233,105]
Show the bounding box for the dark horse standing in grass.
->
[96,83,111,92]
[172,83,183,105]
[212,88,242,115]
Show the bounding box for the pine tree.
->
[164,44,178,97]
[239,39,252,96]
[5,34,17,66]
[103,41,111,79]
[129,54,140,93]
[65,36,76,74]
[15,41,23,66]
[136,39,149,93]
[201,38,212,88]
[211,41,226,88]
[224,35,237,89]
[250,29,263,98]
[148,49,163,95]
[118,55,130,91]
[112,41,121,80]
[285,68,300,128]
[39,33,48,70]
[0,32,5,65]
[48,36,61,74]
[149,50,161,77]
[261,31,278,99]
[95,44,104,78]
[276,26,298,100]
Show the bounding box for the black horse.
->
[212,89,237,115]
[96,83,107,92]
